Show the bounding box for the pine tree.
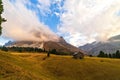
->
[98,51,105,57]
[112,53,116,58]
[109,54,112,58]
[0,0,6,35]
[116,50,120,58]
[104,53,108,58]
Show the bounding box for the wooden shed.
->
[73,52,84,59]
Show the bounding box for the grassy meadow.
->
[1,51,120,80]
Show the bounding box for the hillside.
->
[1,51,120,80]
[88,42,119,56]
[79,35,120,56]
[4,37,83,54]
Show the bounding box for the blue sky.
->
[26,0,64,32]
[1,0,120,46]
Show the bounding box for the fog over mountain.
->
[5,37,85,54]
[2,0,59,42]
[79,34,120,56]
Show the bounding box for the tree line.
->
[48,49,70,55]
[0,46,45,53]
[97,50,120,58]
[0,46,71,55]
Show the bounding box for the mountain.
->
[79,35,120,56]
[4,41,44,48]
[80,42,98,53]
[108,35,120,41]
[4,37,85,54]
[89,42,119,56]
[108,35,120,47]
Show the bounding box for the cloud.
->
[2,0,120,47]
[58,0,120,46]
[37,0,51,15]
[2,0,59,42]
[37,0,63,16]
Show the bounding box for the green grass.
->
[1,51,120,80]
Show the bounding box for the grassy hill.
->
[1,51,120,80]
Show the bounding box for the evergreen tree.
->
[109,54,112,58]
[104,53,108,58]
[116,50,120,58]
[98,51,105,57]
[0,0,6,35]
[1,46,8,52]
[112,53,116,58]
[97,50,120,59]
[50,49,57,54]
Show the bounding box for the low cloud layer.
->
[2,0,59,42]
[58,0,120,46]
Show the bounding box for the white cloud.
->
[37,0,63,16]
[37,0,51,15]
[2,0,59,42]
[2,0,120,47]
[38,0,51,6]
[58,0,120,46]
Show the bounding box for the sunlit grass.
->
[1,51,120,80]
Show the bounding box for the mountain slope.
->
[89,42,119,56]
[43,41,81,53]
[0,51,41,80]
[79,35,120,56]
[4,37,84,54]
[1,52,120,80]
[79,42,98,53]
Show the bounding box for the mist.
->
[2,0,59,42]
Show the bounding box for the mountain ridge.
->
[4,37,85,54]
[79,35,120,56]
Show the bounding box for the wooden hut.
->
[73,52,84,59]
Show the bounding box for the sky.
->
[1,0,120,47]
